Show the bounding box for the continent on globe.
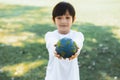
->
[55,37,78,58]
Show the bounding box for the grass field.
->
[0,0,120,80]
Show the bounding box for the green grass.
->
[72,24,120,80]
[0,1,120,80]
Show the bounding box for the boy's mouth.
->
[59,25,68,27]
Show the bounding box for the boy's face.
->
[54,11,74,34]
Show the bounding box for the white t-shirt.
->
[45,30,84,80]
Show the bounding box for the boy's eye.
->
[66,17,71,19]
[56,17,62,19]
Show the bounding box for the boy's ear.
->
[73,16,76,22]
[52,18,56,24]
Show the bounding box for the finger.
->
[57,54,62,59]
[69,57,73,60]
[54,52,62,59]
[57,54,60,57]
[69,54,77,60]
[71,55,75,58]
[69,56,74,60]
[74,53,78,57]
[54,52,59,57]
[54,44,57,47]
[55,54,60,57]
[58,56,62,59]
[54,52,57,56]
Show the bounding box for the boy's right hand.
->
[54,44,62,59]
[54,51,62,59]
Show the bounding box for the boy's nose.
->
[61,18,67,23]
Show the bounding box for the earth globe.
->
[55,37,78,58]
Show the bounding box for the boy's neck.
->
[58,30,70,35]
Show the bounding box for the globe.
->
[55,37,78,58]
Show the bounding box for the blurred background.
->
[0,0,120,80]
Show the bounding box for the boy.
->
[45,1,84,80]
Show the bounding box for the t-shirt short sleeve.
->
[73,32,84,55]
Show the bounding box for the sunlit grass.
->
[112,28,120,40]
[0,31,38,46]
[0,33,45,47]
[1,60,47,77]
[99,71,119,80]
[72,0,120,26]
[0,4,52,25]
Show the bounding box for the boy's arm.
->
[69,32,84,60]
[75,32,84,55]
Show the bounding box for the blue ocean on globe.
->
[55,37,78,58]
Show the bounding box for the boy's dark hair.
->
[52,2,75,22]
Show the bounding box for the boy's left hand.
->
[69,47,79,60]
[69,53,78,60]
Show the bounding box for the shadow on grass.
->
[0,22,119,80]
[21,23,56,38]
[0,4,49,18]
[0,41,48,80]
[0,4,55,80]
[72,23,120,80]
[0,23,55,80]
